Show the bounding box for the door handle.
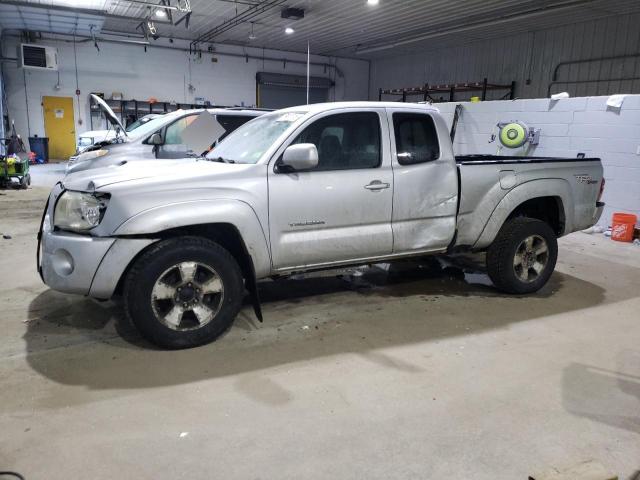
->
[364,180,390,191]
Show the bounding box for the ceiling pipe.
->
[192,0,288,46]
[1,30,344,77]
[552,53,640,81]
[355,0,599,55]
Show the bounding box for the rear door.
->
[268,108,394,270]
[388,109,458,253]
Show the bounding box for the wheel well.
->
[507,196,565,236]
[113,223,253,296]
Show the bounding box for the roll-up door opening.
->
[256,72,334,109]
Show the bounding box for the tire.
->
[486,217,558,294]
[124,236,244,349]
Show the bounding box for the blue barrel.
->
[29,136,49,163]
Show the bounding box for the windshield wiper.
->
[209,156,235,164]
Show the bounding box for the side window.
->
[164,114,199,145]
[291,112,381,171]
[392,113,440,165]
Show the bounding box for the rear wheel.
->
[124,236,244,349]
[486,217,558,294]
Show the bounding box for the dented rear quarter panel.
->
[455,159,603,249]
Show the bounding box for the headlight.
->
[74,149,108,163]
[54,191,110,232]
[78,137,94,147]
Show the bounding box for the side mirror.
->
[148,132,163,145]
[281,143,318,171]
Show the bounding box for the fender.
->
[473,178,573,249]
[114,199,272,278]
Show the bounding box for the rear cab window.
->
[392,112,440,165]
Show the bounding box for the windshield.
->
[126,114,160,132]
[206,111,304,164]
[128,111,186,140]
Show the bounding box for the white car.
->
[67,94,266,174]
[76,114,161,153]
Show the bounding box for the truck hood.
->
[62,158,239,191]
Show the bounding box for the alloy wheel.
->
[151,261,224,331]
[513,234,549,283]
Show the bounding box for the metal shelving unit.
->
[88,95,223,130]
[379,78,516,103]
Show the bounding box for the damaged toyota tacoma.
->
[38,102,605,348]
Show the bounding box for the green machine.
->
[0,155,31,189]
[490,120,541,153]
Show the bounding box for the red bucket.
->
[611,212,637,242]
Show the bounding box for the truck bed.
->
[456,154,601,165]
[453,154,603,249]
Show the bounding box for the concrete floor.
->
[1,170,639,479]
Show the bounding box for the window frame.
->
[142,113,199,145]
[392,112,441,166]
[162,113,200,146]
[277,110,384,173]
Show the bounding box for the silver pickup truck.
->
[38,102,605,348]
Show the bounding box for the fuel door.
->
[499,170,517,190]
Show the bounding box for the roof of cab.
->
[176,108,266,117]
[274,101,440,115]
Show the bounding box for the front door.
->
[43,96,76,159]
[268,109,394,271]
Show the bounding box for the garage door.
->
[256,72,334,109]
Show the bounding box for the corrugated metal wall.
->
[370,12,640,100]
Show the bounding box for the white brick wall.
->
[437,95,640,226]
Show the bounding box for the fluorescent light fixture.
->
[155,9,167,17]
[367,0,379,5]
[285,27,295,34]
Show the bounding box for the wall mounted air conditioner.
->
[17,44,58,71]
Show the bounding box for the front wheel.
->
[486,217,558,294]
[124,236,244,349]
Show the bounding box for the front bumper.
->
[41,229,115,295]
[38,184,156,299]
